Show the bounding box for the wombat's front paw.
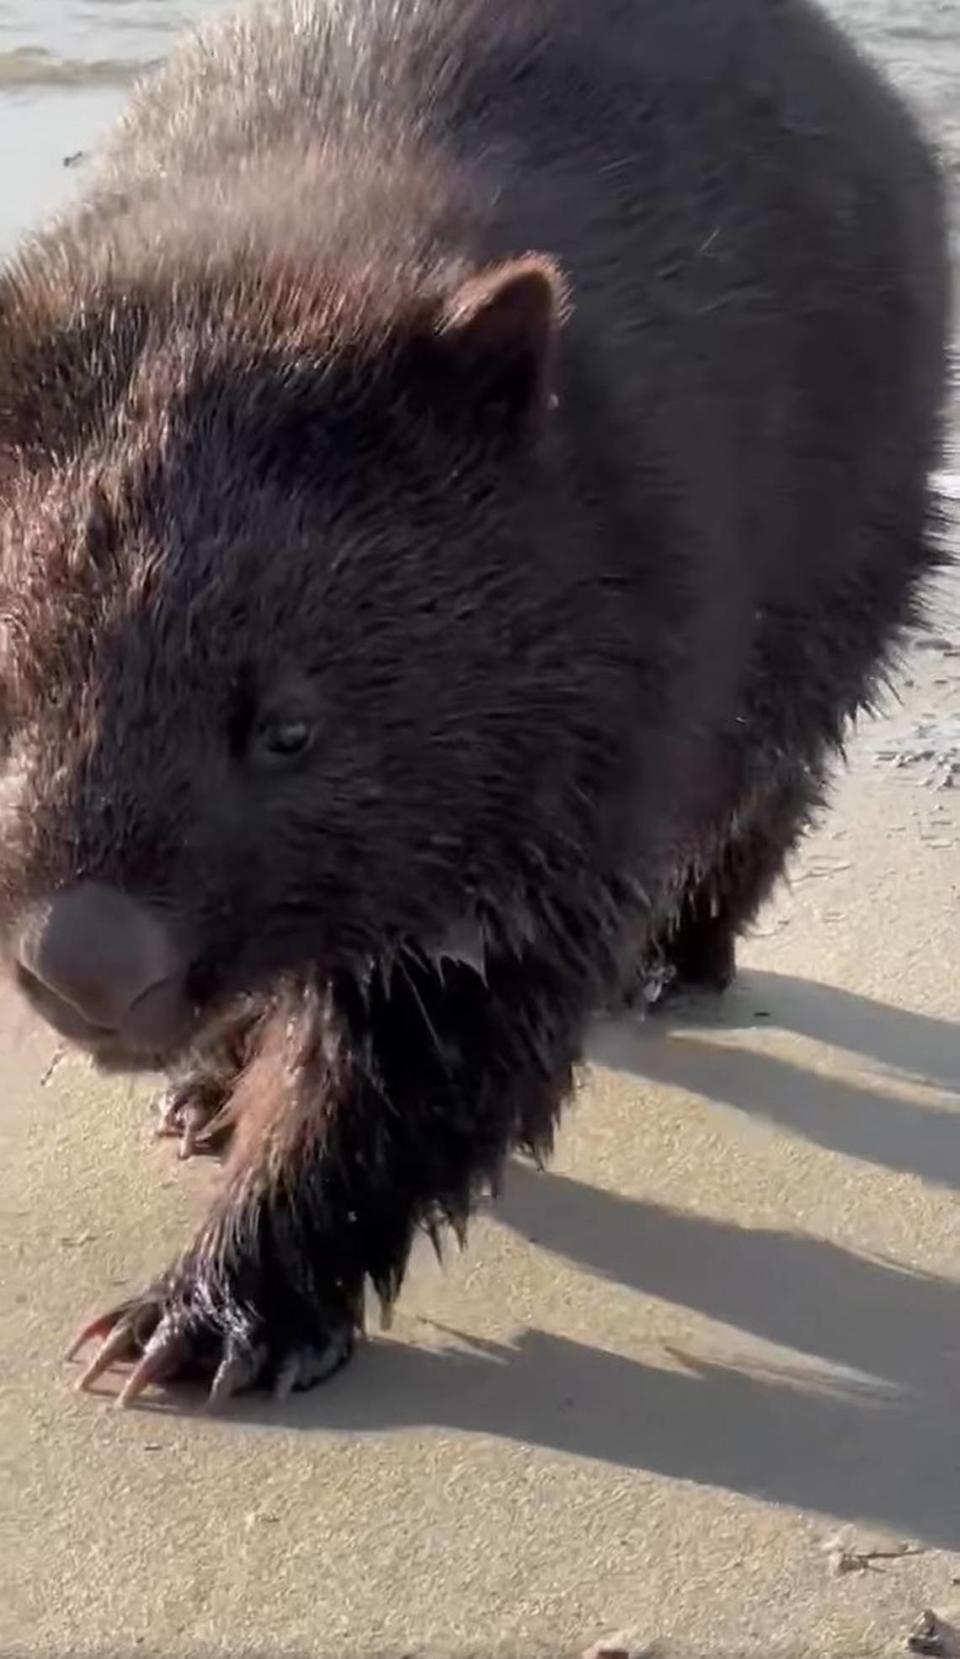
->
[154,1007,263,1160]
[603,954,676,1014]
[154,1075,233,1160]
[67,1260,355,1407]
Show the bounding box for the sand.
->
[2,566,959,1659]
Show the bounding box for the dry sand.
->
[2,565,959,1659]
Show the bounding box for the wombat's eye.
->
[254,716,315,765]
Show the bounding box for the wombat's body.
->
[0,0,948,1399]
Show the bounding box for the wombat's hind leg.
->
[663,897,738,995]
[656,765,824,1004]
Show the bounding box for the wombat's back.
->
[108,0,945,471]
[76,0,948,773]
[3,0,949,850]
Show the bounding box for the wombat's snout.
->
[15,883,188,1053]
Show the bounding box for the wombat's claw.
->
[154,1093,200,1159]
[118,1324,195,1407]
[638,963,673,1006]
[66,1309,137,1373]
[67,1302,189,1404]
[155,1083,227,1160]
[67,1291,355,1407]
[604,957,676,1014]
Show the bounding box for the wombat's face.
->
[0,257,566,1067]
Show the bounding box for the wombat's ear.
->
[430,255,569,437]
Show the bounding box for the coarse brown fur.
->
[0,0,950,1397]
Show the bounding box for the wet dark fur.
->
[0,0,950,1391]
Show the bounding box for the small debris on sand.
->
[582,1637,638,1659]
[906,1609,960,1655]
[822,1527,923,1577]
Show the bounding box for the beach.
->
[1,3,958,1655]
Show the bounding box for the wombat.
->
[0,0,949,1404]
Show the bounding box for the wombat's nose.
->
[16,883,185,1043]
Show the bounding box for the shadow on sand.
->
[111,971,960,1552]
[593,967,960,1189]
